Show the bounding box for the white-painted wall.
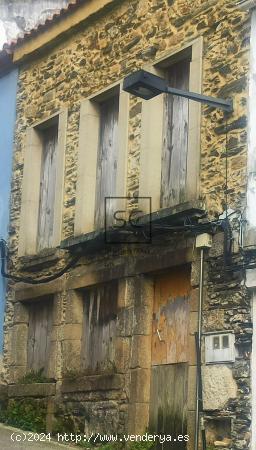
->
[247,9,256,229]
[248,11,256,450]
[0,0,70,48]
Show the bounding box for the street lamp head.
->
[123,69,168,100]
[123,69,233,112]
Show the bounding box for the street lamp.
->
[123,69,233,112]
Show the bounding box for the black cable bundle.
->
[0,239,81,285]
[222,218,233,266]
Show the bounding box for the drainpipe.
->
[194,234,212,450]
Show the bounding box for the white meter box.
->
[205,332,235,363]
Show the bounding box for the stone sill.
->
[8,383,56,398]
[18,249,66,272]
[61,373,123,393]
[61,200,206,252]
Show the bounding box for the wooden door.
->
[81,282,118,373]
[150,266,191,449]
[161,60,190,208]
[37,125,58,251]
[95,95,119,229]
[27,298,53,375]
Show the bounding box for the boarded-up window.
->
[161,60,190,208]
[95,95,119,229]
[81,282,118,373]
[37,124,58,251]
[150,266,191,449]
[152,266,190,365]
[27,298,53,375]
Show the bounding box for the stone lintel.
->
[61,374,124,393]
[8,383,56,398]
[13,247,193,301]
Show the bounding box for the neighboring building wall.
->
[2,0,253,447]
[0,0,70,48]
[0,68,18,363]
[246,7,256,450]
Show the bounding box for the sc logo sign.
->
[104,197,152,244]
[113,209,144,229]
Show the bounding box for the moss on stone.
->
[0,398,47,432]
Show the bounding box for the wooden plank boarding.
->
[150,266,191,449]
[95,95,119,229]
[161,60,190,208]
[149,364,188,450]
[27,298,53,375]
[81,282,118,372]
[37,125,58,251]
[152,266,190,366]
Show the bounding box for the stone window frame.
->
[74,81,129,236]
[10,295,58,383]
[18,110,67,256]
[139,37,203,212]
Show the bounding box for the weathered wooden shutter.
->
[150,266,191,449]
[95,95,119,229]
[161,60,190,208]
[37,125,58,251]
[81,282,118,372]
[27,298,53,375]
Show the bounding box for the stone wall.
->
[4,233,252,447]
[2,0,253,448]
[8,0,249,258]
[202,233,252,450]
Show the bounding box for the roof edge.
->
[12,0,116,64]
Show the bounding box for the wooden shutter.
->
[151,266,190,366]
[37,125,58,251]
[81,282,118,373]
[150,266,191,449]
[27,298,53,375]
[95,95,119,229]
[161,60,190,208]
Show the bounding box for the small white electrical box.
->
[196,233,212,249]
[205,332,235,364]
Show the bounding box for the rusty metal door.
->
[149,266,191,449]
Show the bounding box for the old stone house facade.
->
[1,0,256,449]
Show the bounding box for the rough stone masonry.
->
[1,1,253,449]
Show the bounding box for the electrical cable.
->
[225,116,229,217]
[0,219,219,285]
[222,115,233,266]
[0,239,82,285]
[0,210,247,285]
